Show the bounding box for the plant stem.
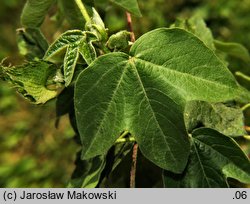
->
[126,12,135,42]
[243,135,250,140]
[125,11,138,188]
[241,103,250,111]
[115,137,136,143]
[130,143,138,188]
[235,71,250,82]
[75,0,91,23]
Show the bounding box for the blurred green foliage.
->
[0,0,250,187]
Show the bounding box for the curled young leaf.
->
[1,60,63,104]
[44,30,97,86]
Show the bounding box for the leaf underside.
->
[163,128,250,187]
[75,28,239,173]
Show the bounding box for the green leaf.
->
[68,153,106,188]
[185,101,245,137]
[110,0,142,17]
[44,30,97,86]
[0,61,62,104]
[21,0,56,28]
[75,28,240,173]
[214,40,250,62]
[16,28,48,60]
[172,15,215,51]
[163,128,250,187]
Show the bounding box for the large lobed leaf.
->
[163,128,250,187]
[75,28,240,173]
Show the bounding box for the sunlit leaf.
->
[0,60,63,104]
[172,15,215,50]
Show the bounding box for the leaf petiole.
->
[74,0,91,23]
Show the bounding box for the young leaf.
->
[110,0,142,17]
[75,28,240,173]
[163,128,250,187]
[44,30,97,86]
[21,0,56,28]
[0,61,62,104]
[185,101,245,137]
[16,28,48,60]
[68,153,106,188]
[107,30,131,51]
[214,40,250,62]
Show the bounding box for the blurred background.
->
[0,0,250,187]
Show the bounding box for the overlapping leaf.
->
[214,40,250,62]
[21,0,56,28]
[163,128,250,187]
[110,0,142,17]
[44,30,97,86]
[17,28,48,60]
[68,154,105,188]
[75,28,240,173]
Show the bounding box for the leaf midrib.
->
[193,136,250,175]
[83,60,128,157]
[192,138,214,187]
[129,60,179,168]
